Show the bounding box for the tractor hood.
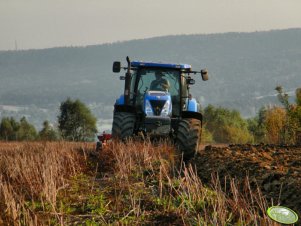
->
[144,91,172,117]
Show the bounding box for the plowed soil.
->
[193,144,301,215]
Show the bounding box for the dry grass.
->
[0,140,280,225]
[0,142,90,225]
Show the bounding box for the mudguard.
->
[181,111,203,126]
[114,94,136,114]
[115,95,125,105]
[114,104,136,114]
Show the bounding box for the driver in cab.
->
[150,71,170,92]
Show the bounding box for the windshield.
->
[137,69,179,95]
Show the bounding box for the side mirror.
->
[113,61,121,73]
[187,78,195,85]
[201,69,208,81]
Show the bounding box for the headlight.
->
[161,100,172,117]
[145,99,153,116]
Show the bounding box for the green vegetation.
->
[201,86,301,145]
[0,117,60,141]
[17,117,38,141]
[58,98,97,141]
[0,116,37,141]
[38,120,59,141]
[246,107,267,143]
[203,105,253,144]
[274,86,301,144]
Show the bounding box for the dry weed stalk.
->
[110,139,174,179]
[210,173,278,226]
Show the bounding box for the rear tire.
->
[112,112,135,140]
[176,118,202,161]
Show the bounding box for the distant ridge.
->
[1,28,300,53]
[0,28,300,119]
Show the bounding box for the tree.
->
[0,117,14,141]
[223,125,254,144]
[0,117,21,141]
[275,86,301,144]
[264,106,286,144]
[9,117,20,140]
[275,86,290,111]
[16,117,37,141]
[203,105,253,143]
[38,121,59,141]
[58,98,97,141]
[296,88,301,107]
[247,107,267,143]
[201,127,213,144]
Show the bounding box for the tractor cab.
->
[115,61,205,116]
[130,65,182,117]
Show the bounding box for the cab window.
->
[136,69,180,115]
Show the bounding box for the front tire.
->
[176,118,202,161]
[112,112,135,140]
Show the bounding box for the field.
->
[195,144,301,216]
[0,141,299,225]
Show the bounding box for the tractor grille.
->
[149,100,166,116]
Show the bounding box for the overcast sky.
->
[1,0,301,50]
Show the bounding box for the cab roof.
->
[131,61,191,70]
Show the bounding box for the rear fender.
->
[114,95,136,113]
[114,104,136,114]
[181,111,203,126]
[115,95,125,105]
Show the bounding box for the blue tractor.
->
[112,57,208,160]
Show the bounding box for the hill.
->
[0,28,301,127]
